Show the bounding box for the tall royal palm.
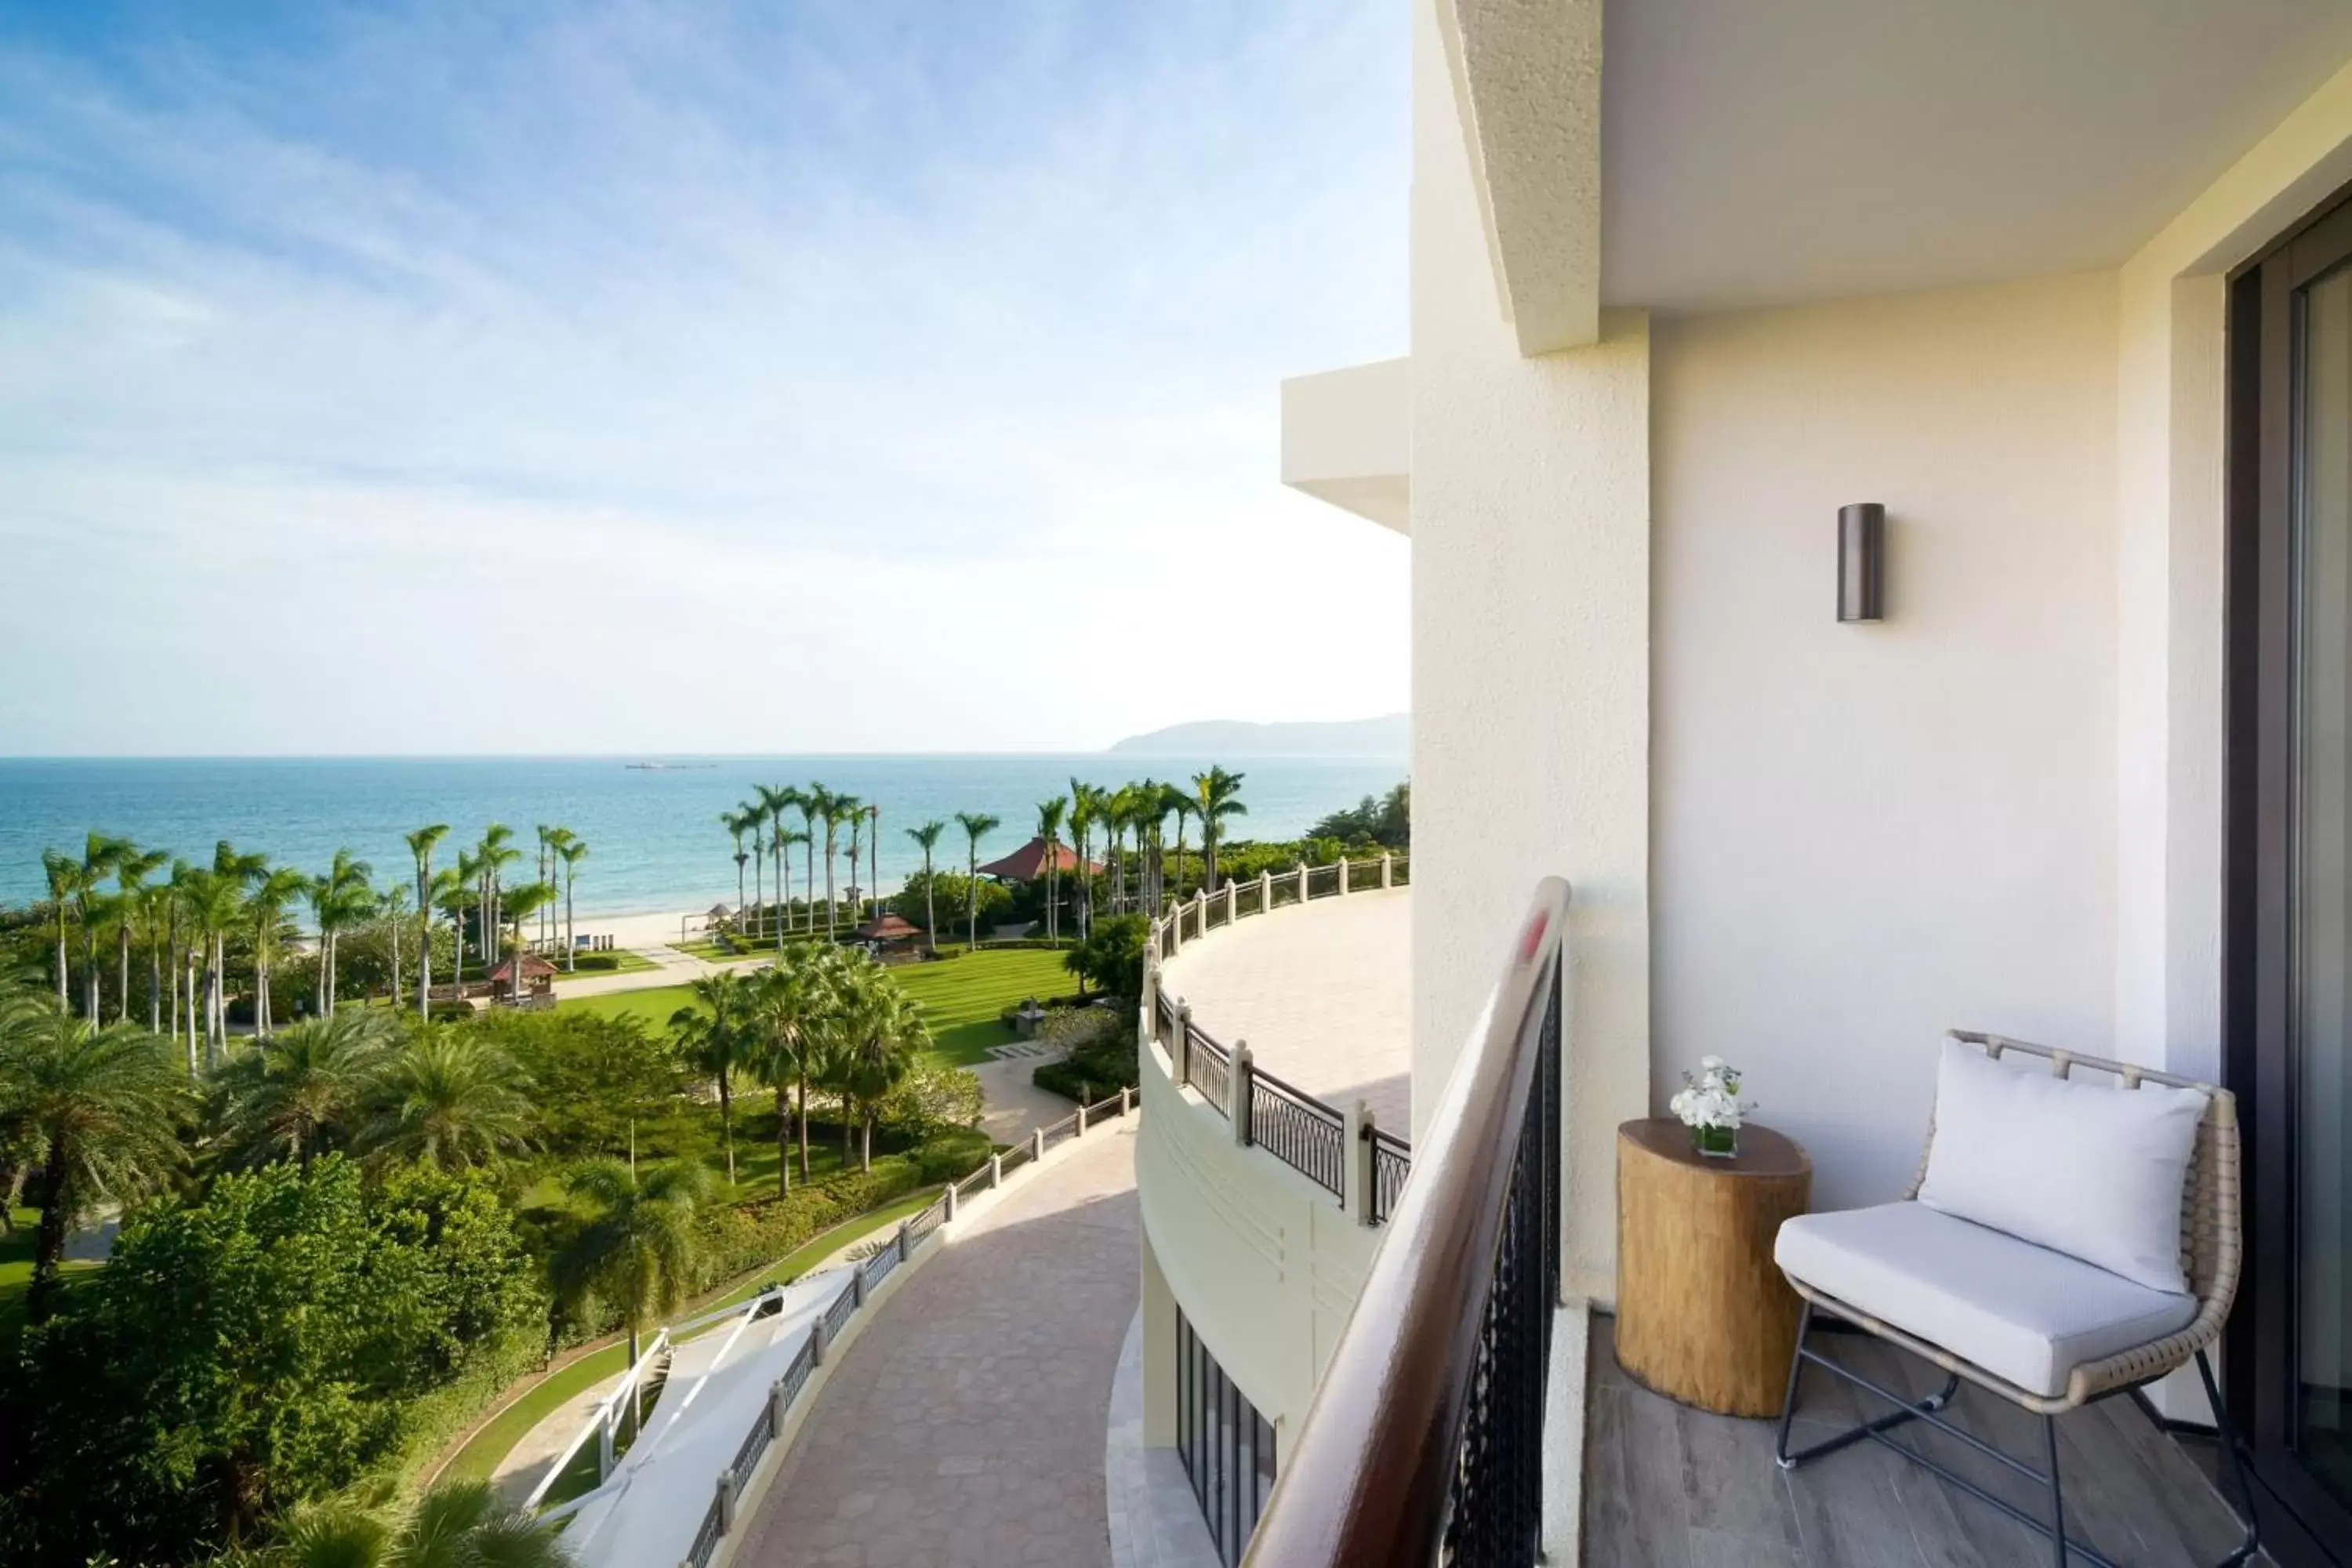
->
[955,811,1000,949]
[867,803,882,922]
[39,848,85,1012]
[1163,784,1197,905]
[499,882,556,1005]
[905,821,946,956]
[671,971,755,1185]
[111,848,167,1025]
[0,1004,183,1319]
[557,836,590,968]
[180,864,246,1070]
[796,787,822,933]
[552,1159,708,1368]
[310,848,375,1019]
[1068,781,1102,940]
[826,793,861,938]
[1035,797,1068,942]
[76,833,131,1019]
[1192,766,1249,893]
[248,865,310,1036]
[721,809,751,924]
[405,824,450,1014]
[475,825,520,978]
[775,825,811,949]
[757,785,797,942]
[738,796,769,938]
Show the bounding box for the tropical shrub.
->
[1064,913,1147,1001]
[1033,1022,1140,1105]
[877,1057,984,1138]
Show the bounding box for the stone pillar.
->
[770,1374,789,1434]
[1298,862,1310,903]
[1258,869,1273,914]
[1167,909,1181,956]
[1077,1100,1089,1136]
[1340,855,1351,895]
[1226,880,1238,924]
[717,1468,738,1531]
[851,1266,868,1309]
[1381,853,1394,889]
[1030,1127,1045,1163]
[944,1181,959,1222]
[1230,1040,1254,1146]
[1345,1099,1370,1222]
[897,1222,910,1265]
[811,1316,831,1366]
[1174,999,1192,1086]
[990,1152,1004,1189]
[1120,1084,1133,1116]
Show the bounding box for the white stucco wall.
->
[1409,0,1652,1305]
[1650,273,2122,1211]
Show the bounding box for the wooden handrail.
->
[1241,877,1570,1566]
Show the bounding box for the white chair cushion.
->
[1774,1202,2197,1399]
[1915,1039,2208,1293]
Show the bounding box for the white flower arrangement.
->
[1669,1056,1752,1132]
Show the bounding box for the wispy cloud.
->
[0,0,1409,753]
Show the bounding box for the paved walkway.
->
[736,1121,1141,1568]
[1157,887,1411,1128]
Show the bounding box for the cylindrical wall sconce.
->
[1838,503,1885,622]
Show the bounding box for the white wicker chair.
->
[1772,1029,2259,1567]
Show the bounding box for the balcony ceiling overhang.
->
[1281,358,1410,534]
[1594,0,2352,314]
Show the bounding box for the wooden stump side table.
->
[1614,1117,1812,1417]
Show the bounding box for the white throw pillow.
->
[1915,1040,2207,1294]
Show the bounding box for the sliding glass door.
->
[2231,185,2352,1566]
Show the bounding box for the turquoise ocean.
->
[0,755,1408,916]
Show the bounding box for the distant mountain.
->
[1106,714,1410,757]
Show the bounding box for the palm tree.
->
[553,1159,708,1367]
[751,950,829,1191]
[476,825,520,978]
[670,971,755,1185]
[180,864,246,1071]
[825,793,861,940]
[39,848,85,1012]
[797,787,823,933]
[1193,766,1249,893]
[557,836,590,968]
[136,877,172,1036]
[267,1479,568,1568]
[955,811,1000,949]
[1068,780,1102,939]
[379,885,409,1011]
[534,825,557,948]
[1036,797,1068,942]
[867,802,882,923]
[758,784,798,943]
[1163,784,1197,905]
[404,825,451,1015]
[451,847,485,988]
[721,808,752,926]
[247,865,310,1036]
[829,963,916,1172]
[213,1009,398,1168]
[739,796,769,938]
[111,848,167,1025]
[358,1030,536,1170]
[76,833,132,1018]
[0,1004,183,1319]
[775,826,811,948]
[905,822,946,955]
[435,862,475,1002]
[309,848,374,1019]
[499,882,557,1005]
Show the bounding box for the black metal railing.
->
[1187,1027,1232,1116]
[1040,1112,1081,1152]
[1243,878,1569,1568]
[1367,1127,1411,1227]
[685,1496,724,1568]
[778,1335,814,1410]
[859,1243,896,1293]
[730,1397,775,1482]
[905,1195,947,1247]
[1248,1070,1346,1200]
[1306,863,1343,898]
[821,1277,858,1341]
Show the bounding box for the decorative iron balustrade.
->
[1241,878,1569,1568]
[1247,1069,1347,1199]
[1040,1112,1082,1153]
[1367,1127,1411,1228]
[820,1276,858,1341]
[1185,1026,1232,1117]
[685,1495,725,1568]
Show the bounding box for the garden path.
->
[735,1120,1139,1568]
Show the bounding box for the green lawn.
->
[515,1100,858,1214]
[562,947,1075,1067]
[0,1207,99,1345]
[434,1185,941,1487]
[550,949,659,978]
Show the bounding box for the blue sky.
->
[0,0,1410,754]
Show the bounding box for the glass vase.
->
[1691,1123,1738,1159]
